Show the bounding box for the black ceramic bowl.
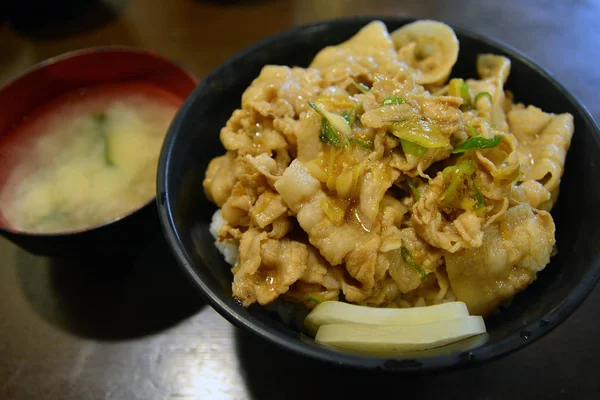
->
[157,16,600,371]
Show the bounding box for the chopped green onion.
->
[400,139,427,157]
[442,160,476,180]
[381,95,409,106]
[308,101,352,138]
[342,103,363,126]
[319,119,345,148]
[452,135,502,154]
[92,111,106,124]
[390,118,449,149]
[406,177,420,201]
[460,85,471,108]
[319,119,330,142]
[472,178,484,209]
[32,210,66,228]
[93,112,114,167]
[448,78,471,108]
[341,111,352,124]
[102,134,113,166]
[400,246,427,279]
[473,91,492,105]
[466,124,478,137]
[310,101,351,148]
[442,161,476,205]
[308,101,328,118]
[350,102,363,123]
[307,296,322,304]
[320,198,345,223]
[351,81,370,93]
[350,137,372,150]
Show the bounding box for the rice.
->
[209,209,239,266]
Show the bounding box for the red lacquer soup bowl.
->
[0,48,197,256]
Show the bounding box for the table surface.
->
[1,1,600,399]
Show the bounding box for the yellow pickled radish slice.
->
[304,301,469,336]
[315,316,486,352]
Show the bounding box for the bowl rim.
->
[157,15,600,372]
[0,46,198,237]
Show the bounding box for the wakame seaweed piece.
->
[93,112,114,166]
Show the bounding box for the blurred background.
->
[1,1,599,399]
[1,0,597,98]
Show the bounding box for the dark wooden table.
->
[1,1,599,399]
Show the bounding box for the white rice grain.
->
[209,209,239,266]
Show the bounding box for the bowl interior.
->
[158,16,600,371]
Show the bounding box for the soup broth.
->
[0,83,181,233]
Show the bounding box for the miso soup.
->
[0,83,182,233]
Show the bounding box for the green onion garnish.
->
[350,137,372,150]
[92,112,106,124]
[341,111,352,124]
[350,102,363,123]
[319,119,345,148]
[460,84,470,108]
[472,178,484,209]
[352,81,370,93]
[381,95,409,106]
[448,78,471,108]
[452,135,502,154]
[400,246,427,279]
[466,124,478,137]
[442,160,476,205]
[406,177,420,201]
[389,118,449,148]
[307,296,322,304]
[32,210,66,228]
[319,118,329,143]
[310,101,350,148]
[473,91,493,105]
[400,139,427,157]
[93,112,114,167]
[308,101,326,117]
[341,102,363,126]
[442,160,476,180]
